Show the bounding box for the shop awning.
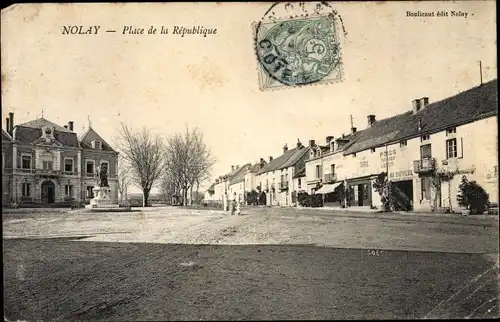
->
[316,182,342,194]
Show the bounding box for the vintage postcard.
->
[1,1,498,321]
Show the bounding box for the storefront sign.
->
[380,149,397,169]
[389,170,413,181]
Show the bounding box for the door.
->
[358,184,364,206]
[41,180,56,205]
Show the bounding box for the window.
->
[420,144,432,160]
[420,134,430,142]
[315,165,321,178]
[65,185,73,197]
[43,161,53,170]
[330,164,336,175]
[64,158,74,172]
[446,127,456,136]
[21,183,31,197]
[330,142,335,153]
[400,140,407,148]
[86,186,94,198]
[446,138,457,159]
[421,177,431,200]
[298,178,302,189]
[21,155,31,169]
[92,140,102,149]
[86,160,95,174]
[371,148,376,153]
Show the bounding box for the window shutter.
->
[458,137,463,158]
[414,178,422,203]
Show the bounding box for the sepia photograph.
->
[1,1,498,320]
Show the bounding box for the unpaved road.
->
[3,206,499,320]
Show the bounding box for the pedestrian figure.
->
[231,192,237,216]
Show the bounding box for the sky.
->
[1,2,497,193]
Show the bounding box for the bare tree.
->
[117,154,132,202]
[116,123,164,207]
[164,126,216,206]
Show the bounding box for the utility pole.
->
[479,61,483,85]
[350,115,354,130]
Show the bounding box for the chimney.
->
[8,112,14,133]
[68,121,74,131]
[420,97,429,108]
[231,165,235,171]
[235,165,239,169]
[283,143,288,153]
[412,99,421,114]
[269,156,273,162]
[309,139,315,147]
[6,118,10,133]
[326,136,334,144]
[367,115,376,127]
[351,127,357,134]
[296,138,302,148]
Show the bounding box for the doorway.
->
[41,180,56,205]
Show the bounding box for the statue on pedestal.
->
[96,163,109,187]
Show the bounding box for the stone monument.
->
[87,163,119,210]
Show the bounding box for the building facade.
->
[2,113,119,207]
[305,79,498,212]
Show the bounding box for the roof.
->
[249,161,267,173]
[17,117,73,133]
[293,167,306,178]
[206,183,215,192]
[278,145,310,170]
[229,163,252,185]
[256,147,301,175]
[344,79,498,155]
[13,124,80,148]
[79,127,117,152]
[2,129,12,141]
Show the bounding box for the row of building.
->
[2,115,119,206]
[204,79,498,212]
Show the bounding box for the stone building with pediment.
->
[2,113,119,206]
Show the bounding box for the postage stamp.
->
[254,2,346,91]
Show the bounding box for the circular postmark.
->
[254,2,347,88]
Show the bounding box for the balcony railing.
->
[413,158,436,173]
[14,168,35,174]
[324,173,337,183]
[279,181,289,190]
[35,169,61,176]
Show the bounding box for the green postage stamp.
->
[254,2,346,91]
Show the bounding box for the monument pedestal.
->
[86,186,124,210]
